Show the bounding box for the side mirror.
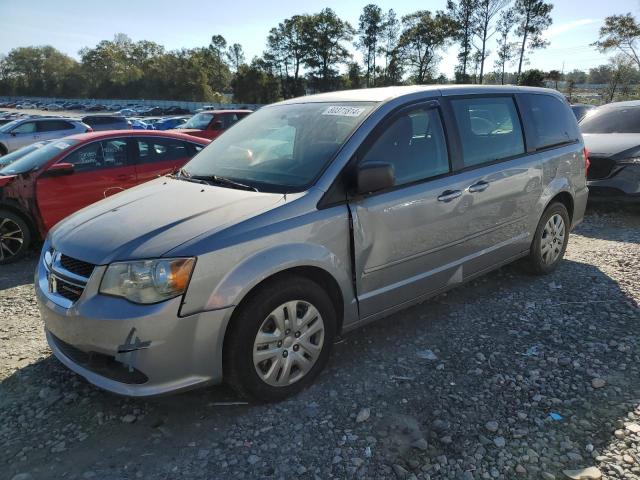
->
[46,162,75,176]
[356,162,395,195]
[211,120,223,131]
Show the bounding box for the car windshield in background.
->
[183,102,377,192]
[580,106,640,133]
[0,120,21,133]
[0,141,51,168]
[0,139,80,175]
[182,113,214,130]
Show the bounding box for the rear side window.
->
[451,97,525,168]
[64,139,129,172]
[524,94,579,149]
[37,121,75,132]
[360,106,449,186]
[137,138,191,164]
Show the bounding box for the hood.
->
[582,133,640,158]
[50,177,286,265]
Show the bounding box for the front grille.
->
[60,255,95,278]
[53,277,84,302]
[588,156,617,180]
[50,333,149,385]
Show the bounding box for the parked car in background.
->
[129,118,153,130]
[0,130,210,263]
[34,86,588,400]
[81,115,131,131]
[0,118,91,155]
[117,108,137,117]
[177,110,252,140]
[154,116,189,130]
[84,105,106,112]
[580,100,640,201]
[44,103,65,111]
[571,103,595,122]
[164,106,191,115]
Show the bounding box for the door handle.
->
[468,181,490,193]
[437,190,462,202]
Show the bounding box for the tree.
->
[593,13,640,70]
[398,10,457,84]
[494,7,517,84]
[209,35,228,58]
[566,79,575,102]
[513,0,552,82]
[447,0,479,83]
[565,69,587,84]
[226,43,245,72]
[380,9,401,85]
[474,0,510,84]
[266,15,309,97]
[604,54,635,102]
[356,4,384,87]
[546,69,562,89]
[588,65,612,85]
[518,68,545,86]
[232,58,281,104]
[302,8,354,92]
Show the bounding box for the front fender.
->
[198,242,356,321]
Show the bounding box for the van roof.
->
[275,85,564,105]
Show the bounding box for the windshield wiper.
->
[205,175,259,192]
[171,168,211,185]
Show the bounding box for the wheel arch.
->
[0,201,39,242]
[545,190,574,223]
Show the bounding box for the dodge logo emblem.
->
[48,274,57,294]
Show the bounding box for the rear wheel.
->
[525,202,570,275]
[0,210,31,264]
[223,275,336,402]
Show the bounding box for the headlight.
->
[100,258,195,304]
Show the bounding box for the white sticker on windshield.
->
[53,141,71,150]
[322,106,365,117]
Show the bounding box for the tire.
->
[0,144,6,157]
[0,210,31,264]
[525,202,570,275]
[223,274,337,402]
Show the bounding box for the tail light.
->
[583,147,590,177]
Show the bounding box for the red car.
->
[177,109,252,140]
[0,130,209,263]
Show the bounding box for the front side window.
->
[0,140,78,175]
[137,138,190,163]
[183,102,376,192]
[64,139,128,172]
[360,107,449,186]
[12,122,36,134]
[451,97,525,168]
[525,94,579,149]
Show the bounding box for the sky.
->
[1,0,639,78]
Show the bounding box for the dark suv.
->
[81,115,131,131]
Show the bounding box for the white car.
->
[0,117,91,155]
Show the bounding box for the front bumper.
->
[35,256,233,397]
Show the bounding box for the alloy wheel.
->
[540,213,565,265]
[253,300,325,387]
[0,217,24,262]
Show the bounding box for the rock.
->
[411,438,428,451]
[542,473,556,480]
[623,454,635,464]
[591,378,606,389]
[562,467,602,479]
[476,353,486,362]
[625,423,640,433]
[432,419,450,433]
[82,472,96,479]
[247,454,260,465]
[416,349,438,361]
[11,475,33,480]
[516,464,526,474]
[393,464,409,479]
[121,414,137,424]
[351,457,364,467]
[356,408,370,423]
[614,429,625,439]
[493,437,506,448]
[485,420,499,432]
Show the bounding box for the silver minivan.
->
[36,86,589,401]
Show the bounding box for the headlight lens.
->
[100,258,195,304]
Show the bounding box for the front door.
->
[7,121,39,152]
[36,138,138,231]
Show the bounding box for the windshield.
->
[182,113,214,130]
[0,120,21,133]
[580,106,640,133]
[0,141,50,168]
[0,139,80,175]
[183,102,376,192]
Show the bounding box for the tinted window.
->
[182,113,214,130]
[37,120,74,132]
[451,97,525,167]
[525,94,579,149]
[137,138,191,163]
[64,139,128,172]
[579,106,640,134]
[12,122,36,134]
[361,107,449,186]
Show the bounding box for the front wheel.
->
[0,210,31,264]
[223,275,336,402]
[525,202,570,275]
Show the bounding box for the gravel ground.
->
[1,206,639,480]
